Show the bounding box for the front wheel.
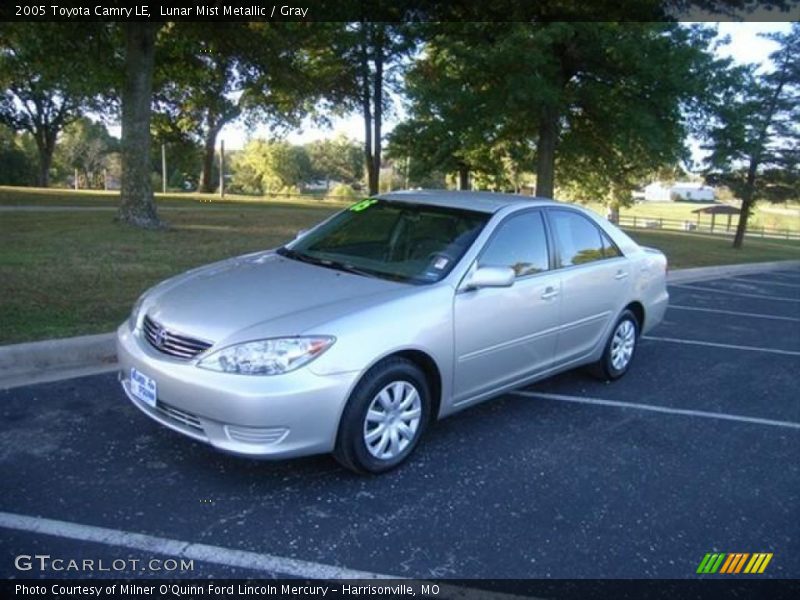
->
[591,310,639,381]
[334,358,430,474]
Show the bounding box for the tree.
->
[388,115,476,190]
[155,23,344,193]
[55,117,117,188]
[154,24,245,193]
[231,139,312,194]
[0,126,36,185]
[0,23,114,186]
[392,22,718,206]
[703,24,799,248]
[326,23,418,195]
[306,135,363,187]
[151,134,203,192]
[118,23,163,229]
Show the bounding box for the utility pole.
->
[219,140,225,199]
[161,143,167,194]
[74,168,79,191]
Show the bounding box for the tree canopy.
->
[390,22,721,209]
[0,23,116,186]
[153,23,341,193]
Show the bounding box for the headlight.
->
[128,293,147,329]
[197,336,335,375]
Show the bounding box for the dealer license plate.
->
[130,367,157,408]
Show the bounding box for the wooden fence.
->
[615,214,800,241]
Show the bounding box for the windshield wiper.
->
[278,247,380,279]
[277,247,327,268]
[324,261,382,279]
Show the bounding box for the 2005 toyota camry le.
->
[118,190,668,474]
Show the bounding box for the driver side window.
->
[478,211,549,277]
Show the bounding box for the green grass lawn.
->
[1,188,798,344]
[625,229,800,268]
[0,203,338,344]
[0,185,351,209]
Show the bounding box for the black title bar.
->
[5,578,800,600]
[2,0,800,22]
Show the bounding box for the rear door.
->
[545,209,631,366]
[453,210,561,404]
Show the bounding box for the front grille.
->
[143,315,212,359]
[156,400,203,432]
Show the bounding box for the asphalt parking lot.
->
[1,268,798,581]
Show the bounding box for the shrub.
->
[326,183,359,201]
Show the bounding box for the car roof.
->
[376,190,557,214]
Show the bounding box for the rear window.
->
[548,210,606,267]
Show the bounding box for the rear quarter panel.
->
[630,247,669,334]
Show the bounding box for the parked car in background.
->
[117,191,669,473]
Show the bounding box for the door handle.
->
[614,270,629,280]
[541,287,559,300]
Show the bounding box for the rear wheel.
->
[591,309,639,381]
[334,358,430,474]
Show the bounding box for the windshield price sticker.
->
[350,199,378,212]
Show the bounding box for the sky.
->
[715,21,791,67]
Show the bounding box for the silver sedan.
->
[117,191,668,473]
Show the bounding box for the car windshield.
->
[279,199,489,284]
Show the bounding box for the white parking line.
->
[668,305,800,322]
[669,283,800,302]
[0,511,388,579]
[0,511,536,599]
[727,276,800,289]
[513,391,800,430]
[642,335,800,356]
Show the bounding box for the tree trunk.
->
[33,128,57,187]
[458,165,469,190]
[118,23,163,229]
[360,26,376,195]
[35,143,53,188]
[198,124,220,193]
[535,106,558,199]
[370,25,384,196]
[732,157,758,249]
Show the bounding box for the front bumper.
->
[116,323,359,459]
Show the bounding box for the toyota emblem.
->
[154,327,168,347]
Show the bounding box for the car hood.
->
[143,251,409,344]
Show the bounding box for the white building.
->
[642,182,715,202]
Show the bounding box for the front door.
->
[453,210,561,404]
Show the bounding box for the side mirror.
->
[462,266,516,291]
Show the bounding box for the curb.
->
[666,259,800,284]
[1,259,798,390]
[0,332,117,390]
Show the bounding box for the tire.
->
[590,309,639,381]
[334,358,431,474]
